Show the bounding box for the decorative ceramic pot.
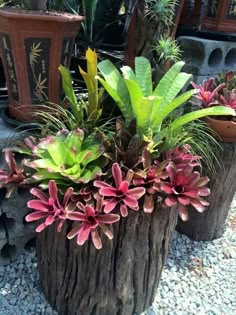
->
[202,115,236,143]
[0,8,84,122]
[201,1,236,33]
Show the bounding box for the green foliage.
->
[59,48,103,125]
[97,57,235,153]
[145,0,177,26]
[79,47,104,120]
[77,0,124,48]
[79,0,99,46]
[59,65,83,124]
[24,129,105,188]
[152,37,182,63]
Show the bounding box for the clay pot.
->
[0,8,84,122]
[202,116,236,143]
[201,1,236,33]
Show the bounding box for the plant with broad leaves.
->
[97,57,235,153]
[26,180,74,232]
[24,128,106,188]
[160,162,210,221]
[94,163,146,217]
[0,150,27,198]
[67,197,120,249]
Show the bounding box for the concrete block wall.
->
[177,36,236,76]
[176,36,236,113]
[0,119,36,265]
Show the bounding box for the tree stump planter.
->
[37,204,178,315]
[176,143,236,241]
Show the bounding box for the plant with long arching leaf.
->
[97,57,235,152]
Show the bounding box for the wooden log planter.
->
[176,143,236,241]
[37,203,177,315]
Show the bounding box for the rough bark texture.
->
[177,143,236,241]
[37,204,177,315]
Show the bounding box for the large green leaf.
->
[81,0,99,43]
[79,48,101,119]
[150,89,197,132]
[134,57,153,96]
[97,59,133,121]
[124,79,143,108]
[28,158,60,171]
[153,62,191,109]
[169,106,235,131]
[59,65,82,122]
[132,96,156,137]
[156,106,236,142]
[121,65,137,82]
[47,142,68,166]
[59,65,77,106]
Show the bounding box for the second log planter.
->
[37,203,177,315]
[177,143,236,241]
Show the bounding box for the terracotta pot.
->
[202,116,236,143]
[201,1,236,33]
[0,8,84,122]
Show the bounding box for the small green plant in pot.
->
[0,52,234,314]
[0,0,84,122]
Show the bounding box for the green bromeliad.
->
[97,57,235,152]
[23,128,105,188]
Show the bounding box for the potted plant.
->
[191,72,236,143]
[0,0,84,122]
[0,51,234,314]
[71,0,125,85]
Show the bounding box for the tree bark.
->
[176,143,236,241]
[37,204,177,315]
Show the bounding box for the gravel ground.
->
[0,197,235,315]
